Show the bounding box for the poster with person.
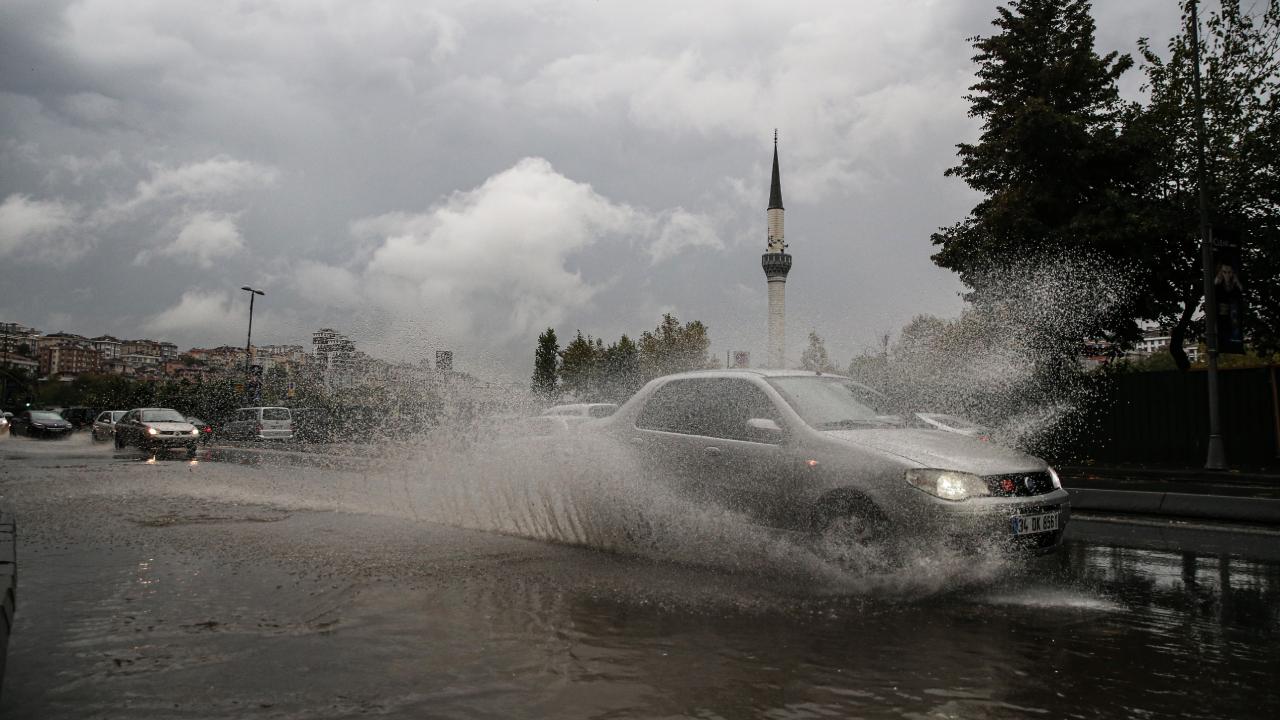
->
[1213,239,1245,355]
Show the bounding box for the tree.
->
[531,327,560,401]
[932,0,1138,345]
[1127,0,1280,366]
[799,331,836,373]
[600,334,641,402]
[638,314,713,380]
[559,331,605,400]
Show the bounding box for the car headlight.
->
[905,468,990,501]
[147,426,159,436]
[32,423,45,428]
[1048,466,1062,489]
[190,429,199,436]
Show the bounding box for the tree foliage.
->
[638,313,714,379]
[1127,0,1280,364]
[799,331,837,373]
[932,0,1139,344]
[531,327,560,400]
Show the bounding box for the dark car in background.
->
[114,408,200,456]
[10,410,73,439]
[60,406,99,430]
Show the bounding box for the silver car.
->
[91,410,128,442]
[593,370,1070,553]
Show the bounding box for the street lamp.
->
[241,286,265,374]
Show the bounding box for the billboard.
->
[1213,237,1245,355]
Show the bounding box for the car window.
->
[587,405,616,418]
[768,377,899,429]
[262,408,290,421]
[140,409,185,422]
[112,411,126,422]
[636,379,780,442]
[96,412,110,422]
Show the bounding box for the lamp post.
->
[241,286,265,374]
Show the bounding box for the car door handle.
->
[703,446,722,457]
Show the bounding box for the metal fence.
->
[1073,366,1280,466]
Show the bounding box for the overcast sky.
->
[0,0,1184,379]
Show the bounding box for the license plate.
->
[1010,511,1058,536]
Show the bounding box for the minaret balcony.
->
[761,252,792,279]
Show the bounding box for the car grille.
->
[984,471,1054,497]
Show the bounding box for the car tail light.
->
[203,426,211,433]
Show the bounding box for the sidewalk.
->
[1060,465,1280,525]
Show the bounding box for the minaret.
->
[761,130,792,368]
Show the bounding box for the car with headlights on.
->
[591,370,1070,554]
[91,410,128,442]
[114,408,201,456]
[10,410,73,439]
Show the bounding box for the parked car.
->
[588,370,1069,554]
[60,406,99,430]
[0,412,11,436]
[220,406,294,441]
[543,403,619,419]
[114,408,200,456]
[10,410,73,439]
[90,410,128,442]
[185,416,215,444]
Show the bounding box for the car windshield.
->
[262,408,290,421]
[140,409,185,422]
[30,411,63,421]
[767,377,903,430]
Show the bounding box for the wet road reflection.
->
[0,439,1277,718]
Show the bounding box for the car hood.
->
[145,421,197,432]
[821,428,1045,475]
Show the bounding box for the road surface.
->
[1,433,1277,718]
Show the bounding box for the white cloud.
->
[142,289,244,337]
[0,194,87,263]
[135,211,245,267]
[337,157,643,347]
[102,155,278,221]
[293,261,363,308]
[648,209,722,264]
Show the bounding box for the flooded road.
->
[1,434,1278,719]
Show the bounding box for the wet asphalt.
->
[1,433,1278,719]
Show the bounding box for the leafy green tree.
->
[1126,0,1280,366]
[799,331,837,373]
[531,327,560,401]
[932,0,1137,344]
[638,314,713,380]
[559,331,605,400]
[600,334,642,402]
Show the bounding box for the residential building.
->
[39,344,102,376]
[90,335,123,361]
[0,322,40,356]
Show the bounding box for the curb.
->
[1067,487,1280,525]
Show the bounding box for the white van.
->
[223,406,294,441]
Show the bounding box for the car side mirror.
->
[746,418,782,434]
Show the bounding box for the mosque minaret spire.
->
[762,130,792,368]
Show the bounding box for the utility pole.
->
[1189,0,1226,470]
[241,286,265,374]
